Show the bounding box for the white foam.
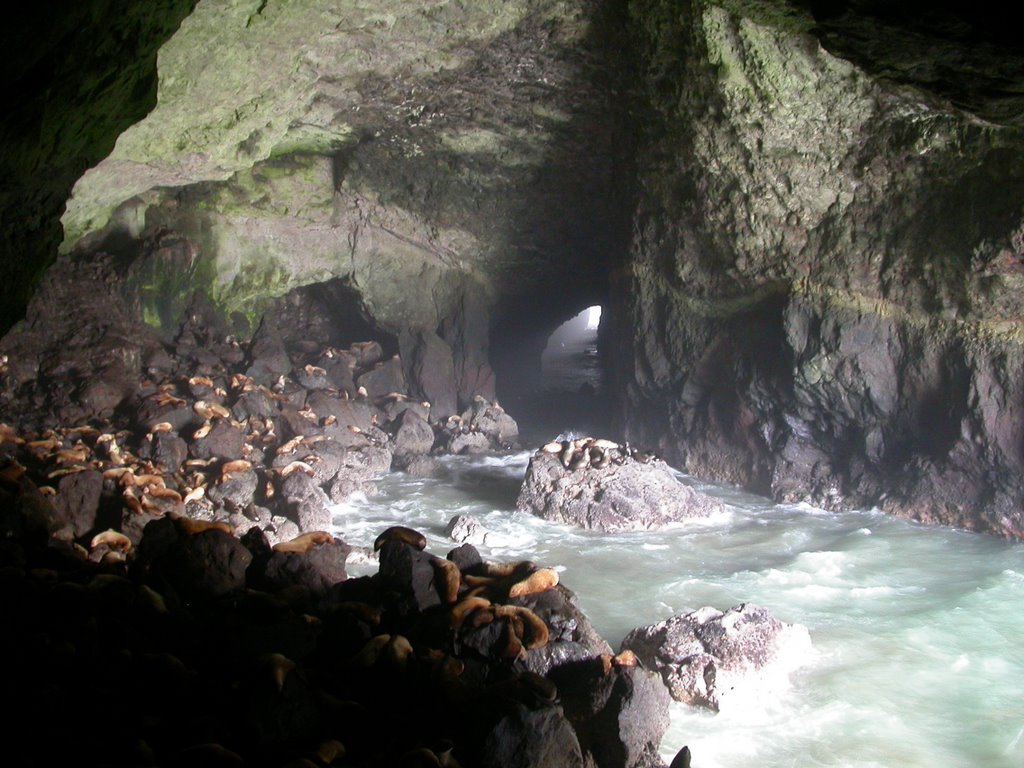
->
[316,453,1024,767]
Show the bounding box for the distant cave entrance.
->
[540,305,603,394]
[499,303,612,444]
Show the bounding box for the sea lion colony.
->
[0,332,679,767]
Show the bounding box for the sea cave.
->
[2,1,1024,766]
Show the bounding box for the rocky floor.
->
[0,312,682,768]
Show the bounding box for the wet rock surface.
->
[517,439,725,532]
[621,603,813,712]
[0,489,674,768]
[614,0,1024,538]
[0,275,520,545]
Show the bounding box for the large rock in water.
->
[620,603,813,712]
[516,448,724,532]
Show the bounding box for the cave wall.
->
[0,0,198,332]
[45,0,626,414]
[614,0,1024,536]
[4,0,1024,536]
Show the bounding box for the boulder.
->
[481,703,585,768]
[398,454,443,477]
[280,472,333,533]
[620,603,813,711]
[326,445,392,502]
[436,398,520,454]
[52,469,104,539]
[460,396,519,448]
[135,517,252,601]
[206,468,260,511]
[550,658,670,768]
[376,540,441,612]
[258,539,350,595]
[149,432,188,473]
[516,584,613,678]
[391,408,436,460]
[517,450,724,532]
[305,391,375,431]
[355,356,406,401]
[400,329,458,421]
[245,323,291,384]
[446,513,488,546]
[190,420,246,461]
[446,431,491,455]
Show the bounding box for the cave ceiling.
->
[1,0,1023,336]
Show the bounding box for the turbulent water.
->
[331,450,1024,768]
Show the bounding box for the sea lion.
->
[385,634,414,670]
[558,441,574,468]
[430,556,461,603]
[614,648,639,667]
[480,560,536,579]
[183,486,206,504]
[397,748,441,767]
[495,605,549,650]
[507,567,559,598]
[259,652,296,693]
[172,516,233,536]
[331,601,382,626]
[347,634,392,668]
[279,460,315,478]
[568,450,590,471]
[194,400,231,420]
[669,746,692,768]
[277,435,305,455]
[449,596,492,631]
[221,459,253,477]
[90,529,132,552]
[313,740,346,766]
[374,526,427,552]
[273,530,335,553]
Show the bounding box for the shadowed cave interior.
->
[3,1,1024,767]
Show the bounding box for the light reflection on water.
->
[332,451,1024,767]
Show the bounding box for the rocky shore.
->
[0,488,679,768]
[0,292,810,767]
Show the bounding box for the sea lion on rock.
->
[430,556,461,603]
[171,515,233,536]
[568,450,590,471]
[273,530,335,553]
[374,526,427,552]
[450,596,492,631]
[90,529,132,552]
[508,567,559,599]
[559,441,574,468]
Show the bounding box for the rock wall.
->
[5,0,1024,537]
[45,0,625,414]
[0,0,198,331]
[613,0,1024,537]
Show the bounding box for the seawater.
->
[331,451,1024,768]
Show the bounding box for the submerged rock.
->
[446,513,489,546]
[621,603,813,712]
[516,443,724,532]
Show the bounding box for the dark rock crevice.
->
[0,0,199,333]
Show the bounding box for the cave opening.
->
[540,304,603,394]
[494,300,614,446]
